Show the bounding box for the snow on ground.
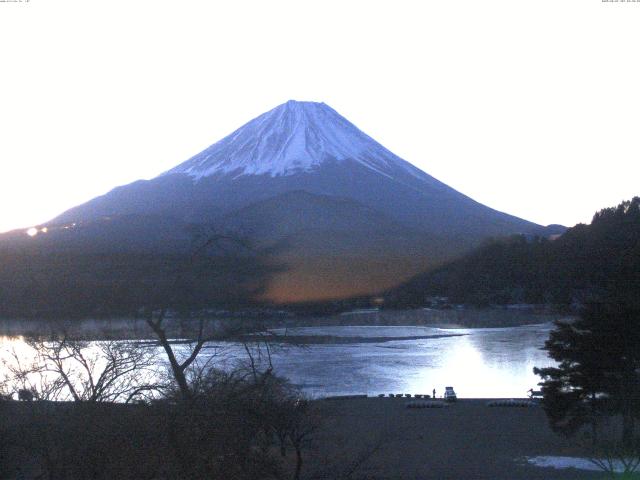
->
[525,455,636,473]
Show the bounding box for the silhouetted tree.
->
[535,300,640,445]
[533,199,640,446]
[4,333,161,402]
[142,233,265,401]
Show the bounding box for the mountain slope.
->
[54,101,544,239]
[217,190,458,301]
[8,100,560,303]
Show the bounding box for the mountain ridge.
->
[7,100,563,303]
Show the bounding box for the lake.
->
[0,319,557,399]
[223,324,556,398]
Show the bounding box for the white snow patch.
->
[525,455,635,473]
[161,100,431,182]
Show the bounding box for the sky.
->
[0,0,639,233]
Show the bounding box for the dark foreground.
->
[311,397,604,479]
[0,398,612,480]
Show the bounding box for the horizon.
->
[1,1,639,233]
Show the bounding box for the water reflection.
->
[260,324,556,398]
[1,324,556,399]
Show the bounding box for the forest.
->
[389,197,640,310]
[2,198,638,318]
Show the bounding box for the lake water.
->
[1,322,556,399]
[203,323,556,398]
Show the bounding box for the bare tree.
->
[2,345,67,400]
[143,233,261,402]
[4,333,161,402]
[145,310,213,402]
[144,314,284,402]
[287,399,322,480]
[583,433,640,479]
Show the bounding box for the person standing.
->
[432,388,436,399]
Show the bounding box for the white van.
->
[444,386,457,402]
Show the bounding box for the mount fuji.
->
[9,101,561,302]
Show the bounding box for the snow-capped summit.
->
[37,100,558,302]
[163,100,420,180]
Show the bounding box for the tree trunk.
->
[622,410,634,446]
[620,383,636,446]
[146,318,192,401]
[294,447,303,480]
[169,361,191,402]
[590,392,597,446]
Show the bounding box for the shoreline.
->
[0,307,567,339]
[236,332,467,345]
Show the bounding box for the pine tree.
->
[535,300,640,444]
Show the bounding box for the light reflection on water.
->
[1,324,556,399]
[245,324,556,398]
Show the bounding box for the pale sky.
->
[1,0,639,233]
